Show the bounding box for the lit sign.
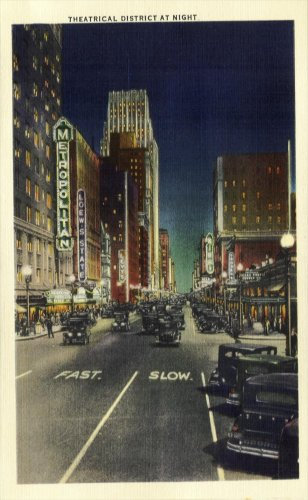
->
[53,117,74,251]
[118,250,126,283]
[205,233,214,275]
[77,189,87,282]
[228,251,235,281]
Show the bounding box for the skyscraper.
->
[13,24,62,313]
[101,90,160,289]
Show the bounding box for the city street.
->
[15,306,279,484]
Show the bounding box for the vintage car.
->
[112,312,130,332]
[141,311,160,334]
[63,315,91,345]
[208,343,277,393]
[227,373,298,460]
[278,417,299,479]
[168,307,185,329]
[156,318,181,346]
[226,354,297,407]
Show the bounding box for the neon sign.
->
[53,117,74,251]
[205,233,214,275]
[77,189,87,282]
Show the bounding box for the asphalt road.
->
[15,307,277,484]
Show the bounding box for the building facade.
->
[101,90,160,289]
[213,151,291,285]
[13,24,62,314]
[159,229,170,290]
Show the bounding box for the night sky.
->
[62,21,295,292]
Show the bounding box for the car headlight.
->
[113,322,117,326]
[77,332,81,337]
[68,333,72,337]
[121,322,125,326]
[221,377,226,383]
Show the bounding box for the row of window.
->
[230,216,282,225]
[224,203,281,212]
[16,265,53,283]
[16,232,53,254]
[14,81,61,107]
[20,205,52,230]
[25,179,52,206]
[17,118,51,139]
[224,168,281,187]
[14,142,52,173]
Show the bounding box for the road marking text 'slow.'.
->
[149,371,192,381]
[54,370,102,380]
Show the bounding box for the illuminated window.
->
[13,54,19,71]
[268,203,273,210]
[277,216,281,224]
[25,123,31,139]
[232,216,237,224]
[44,31,48,42]
[36,239,41,254]
[26,177,31,196]
[242,204,246,212]
[16,231,22,250]
[13,82,21,100]
[44,55,49,66]
[113,209,117,214]
[242,192,246,200]
[27,236,32,252]
[47,216,52,232]
[256,216,260,224]
[56,53,60,62]
[242,216,246,224]
[46,193,52,209]
[242,179,246,187]
[117,194,122,201]
[48,243,53,256]
[256,191,260,199]
[34,184,40,201]
[104,223,108,229]
[33,107,38,122]
[32,56,38,70]
[41,189,45,201]
[119,234,123,242]
[33,82,38,97]
[56,97,61,106]
[46,144,50,159]
[44,79,49,88]
[232,204,236,212]
[268,166,272,174]
[277,203,281,210]
[276,166,281,174]
[268,216,272,223]
[35,210,40,226]
[34,131,39,148]
[14,111,21,129]
[56,73,60,84]
[113,236,117,241]
[26,149,31,167]
[17,265,23,283]
[45,120,50,137]
[232,180,236,187]
[224,204,227,212]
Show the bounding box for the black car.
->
[156,318,181,346]
[227,373,298,460]
[63,316,91,345]
[278,417,299,479]
[208,343,277,393]
[112,312,130,332]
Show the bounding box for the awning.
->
[15,304,26,313]
[267,282,285,292]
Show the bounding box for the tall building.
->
[13,24,62,314]
[213,151,291,284]
[101,90,160,289]
[100,162,139,303]
[100,223,111,303]
[159,229,170,290]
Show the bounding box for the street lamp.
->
[280,232,295,356]
[222,271,228,315]
[21,265,32,329]
[237,263,244,334]
[68,274,76,312]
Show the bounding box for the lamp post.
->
[212,278,216,310]
[280,232,295,356]
[21,265,32,329]
[68,274,76,312]
[222,271,228,315]
[237,263,244,333]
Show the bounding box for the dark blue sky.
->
[62,21,295,292]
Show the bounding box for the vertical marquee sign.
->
[77,189,87,282]
[205,233,214,275]
[53,117,74,251]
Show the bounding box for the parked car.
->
[278,417,299,479]
[112,312,130,332]
[156,318,181,346]
[63,315,91,345]
[208,343,277,393]
[226,354,298,407]
[227,373,298,460]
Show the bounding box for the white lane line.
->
[59,370,139,484]
[201,372,225,481]
[16,370,32,379]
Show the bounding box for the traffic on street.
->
[15,300,298,484]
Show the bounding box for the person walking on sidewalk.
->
[46,318,54,338]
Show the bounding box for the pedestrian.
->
[46,318,54,338]
[291,328,297,357]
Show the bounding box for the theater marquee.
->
[53,117,74,251]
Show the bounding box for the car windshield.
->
[256,390,297,407]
